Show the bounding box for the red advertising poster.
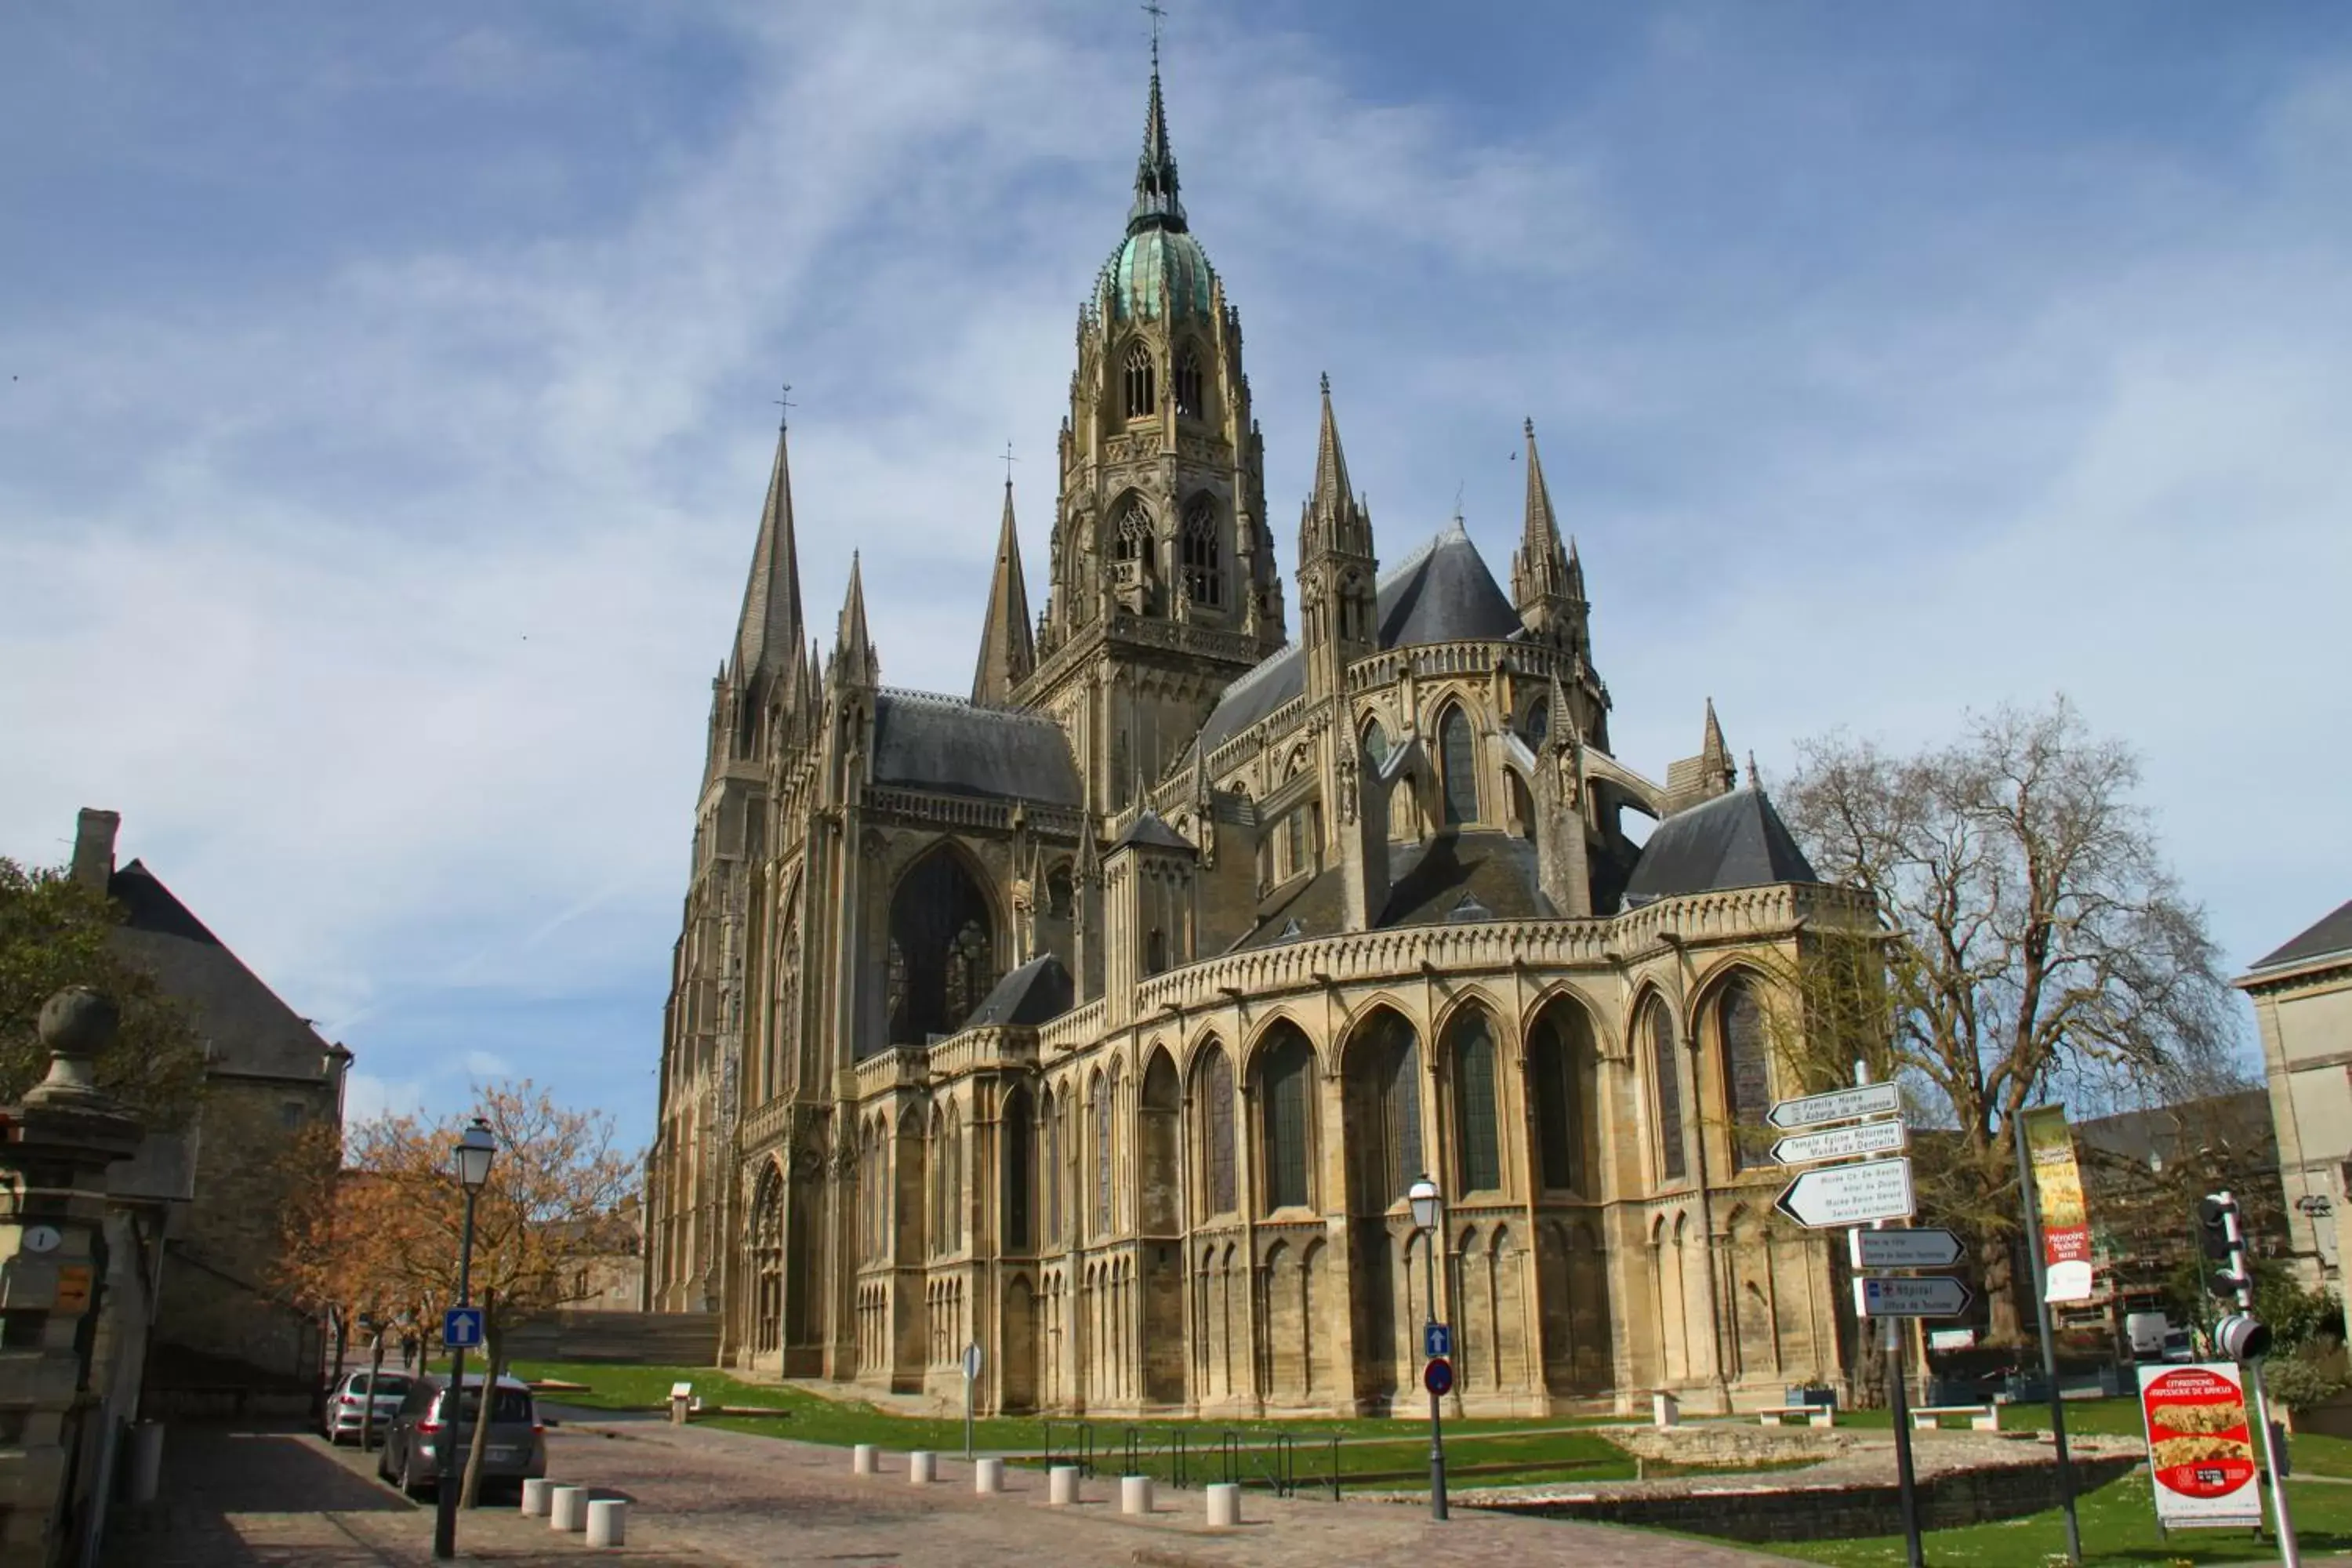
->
[2139,1363,2263,1530]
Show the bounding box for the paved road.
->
[101,1412,1787,1567]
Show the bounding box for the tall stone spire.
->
[1701,698,1736,792]
[733,419,806,687]
[1298,375,1377,701]
[829,553,877,689]
[1511,418,1582,648]
[971,481,1036,705]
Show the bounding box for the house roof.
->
[107,858,336,1080]
[1112,811,1194,853]
[871,688,1083,806]
[1196,523,1525,757]
[2245,898,2352,975]
[1621,787,1820,906]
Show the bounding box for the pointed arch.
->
[1140,1047,1181,1235]
[885,843,998,1045]
[1040,1083,1063,1245]
[1091,1066,1115,1238]
[1443,1003,1504,1195]
[1173,340,1204,419]
[750,1161,785,1354]
[1526,993,1602,1197]
[1004,1081,1035,1253]
[1710,969,1775,1174]
[1438,702,1478,826]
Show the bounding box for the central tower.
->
[1018,59,1286,814]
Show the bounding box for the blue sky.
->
[5,2,2348,1154]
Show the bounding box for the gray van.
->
[376,1372,546,1498]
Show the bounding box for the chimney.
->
[71,808,121,892]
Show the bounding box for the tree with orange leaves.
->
[283,1082,637,1506]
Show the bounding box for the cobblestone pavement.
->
[100,1412,1788,1567]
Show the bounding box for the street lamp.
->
[434,1116,497,1561]
[1406,1173,1449,1522]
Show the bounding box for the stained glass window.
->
[1261,1032,1313,1210]
[1094,1076,1114,1236]
[1203,1047,1236,1215]
[1721,980,1772,1173]
[1440,706,1478,826]
[1005,1089,1033,1251]
[1452,1012,1501,1192]
[1650,1001,1686,1181]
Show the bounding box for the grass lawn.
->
[510,1359,1642,1490]
[1759,1470,2352,1566]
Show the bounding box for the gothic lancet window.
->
[1124,342,1157,419]
[1259,1027,1315,1211]
[1530,1002,1599,1195]
[1345,1011,1423,1214]
[1114,498,1152,563]
[1720,978,1773,1173]
[1523,697,1551,749]
[1044,1088,1063,1244]
[1004,1086,1033,1251]
[1449,1009,1502,1194]
[885,849,996,1046]
[1200,1044,1236,1217]
[1440,705,1479,826]
[1181,495,1221,606]
[1648,999,1687,1182]
[1093,1071,1116,1236]
[1361,718,1388,771]
[1173,344,1203,419]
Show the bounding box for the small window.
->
[280,1102,306,1129]
[1181,495,1221,606]
[1450,1011,1502,1193]
[1115,500,1152,563]
[1440,706,1478,826]
[1650,1001,1686,1181]
[1361,718,1388,771]
[1260,1032,1314,1211]
[1523,698,1550,749]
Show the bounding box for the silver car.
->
[323,1369,412,1446]
[376,1372,547,1499]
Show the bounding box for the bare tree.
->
[1782,696,2241,1343]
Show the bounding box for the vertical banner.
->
[2140,1363,2263,1530]
[2023,1105,2093,1303]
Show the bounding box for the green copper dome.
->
[1101,227,1215,322]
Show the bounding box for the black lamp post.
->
[1407,1173,1448,1522]
[433,1116,498,1561]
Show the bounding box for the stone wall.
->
[1483,1454,2143,1542]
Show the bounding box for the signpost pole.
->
[1851,1063,1924,1568]
[2013,1108,2083,1566]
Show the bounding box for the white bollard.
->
[974,1457,1004,1494]
[852,1443,878,1475]
[1120,1475,1152,1515]
[549,1485,589,1532]
[586,1498,627,1548]
[1205,1481,1242,1528]
[1047,1464,1080,1505]
[1653,1392,1680,1428]
[909,1450,937,1484]
[520,1477,553,1517]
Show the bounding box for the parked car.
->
[375,1373,546,1499]
[323,1370,412,1446]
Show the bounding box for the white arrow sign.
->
[1855,1275,1974,1319]
[1766,1082,1904,1131]
[1774,1156,1915,1229]
[1771,1119,1908,1168]
[1849,1228,1966,1270]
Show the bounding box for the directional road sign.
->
[1774,1156,1915,1229]
[443,1306,484,1348]
[1425,1323,1452,1359]
[1424,1357,1454,1397]
[1766,1082,1904,1131]
[1770,1118,1908,1168]
[1849,1227,1966,1270]
[1854,1275,1974,1319]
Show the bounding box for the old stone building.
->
[646,58,1879,1418]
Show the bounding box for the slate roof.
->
[1230,829,1552,951]
[1112,811,1194,853]
[2246,898,2352,975]
[871,688,1083,806]
[107,858,336,1081]
[1621,787,1820,907]
[1196,523,1525,756]
[964,954,1074,1028]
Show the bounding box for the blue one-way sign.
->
[1425,1323,1451,1359]
[444,1306,484,1348]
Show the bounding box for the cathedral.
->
[646,56,1881,1418]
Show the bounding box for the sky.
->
[4,2,2348,1156]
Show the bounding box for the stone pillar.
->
[0,989,145,1568]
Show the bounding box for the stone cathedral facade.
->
[646,61,1880,1418]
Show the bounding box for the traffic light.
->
[2214,1312,2273,1362]
[2200,1192,2252,1306]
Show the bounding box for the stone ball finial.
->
[38,987,119,1057]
